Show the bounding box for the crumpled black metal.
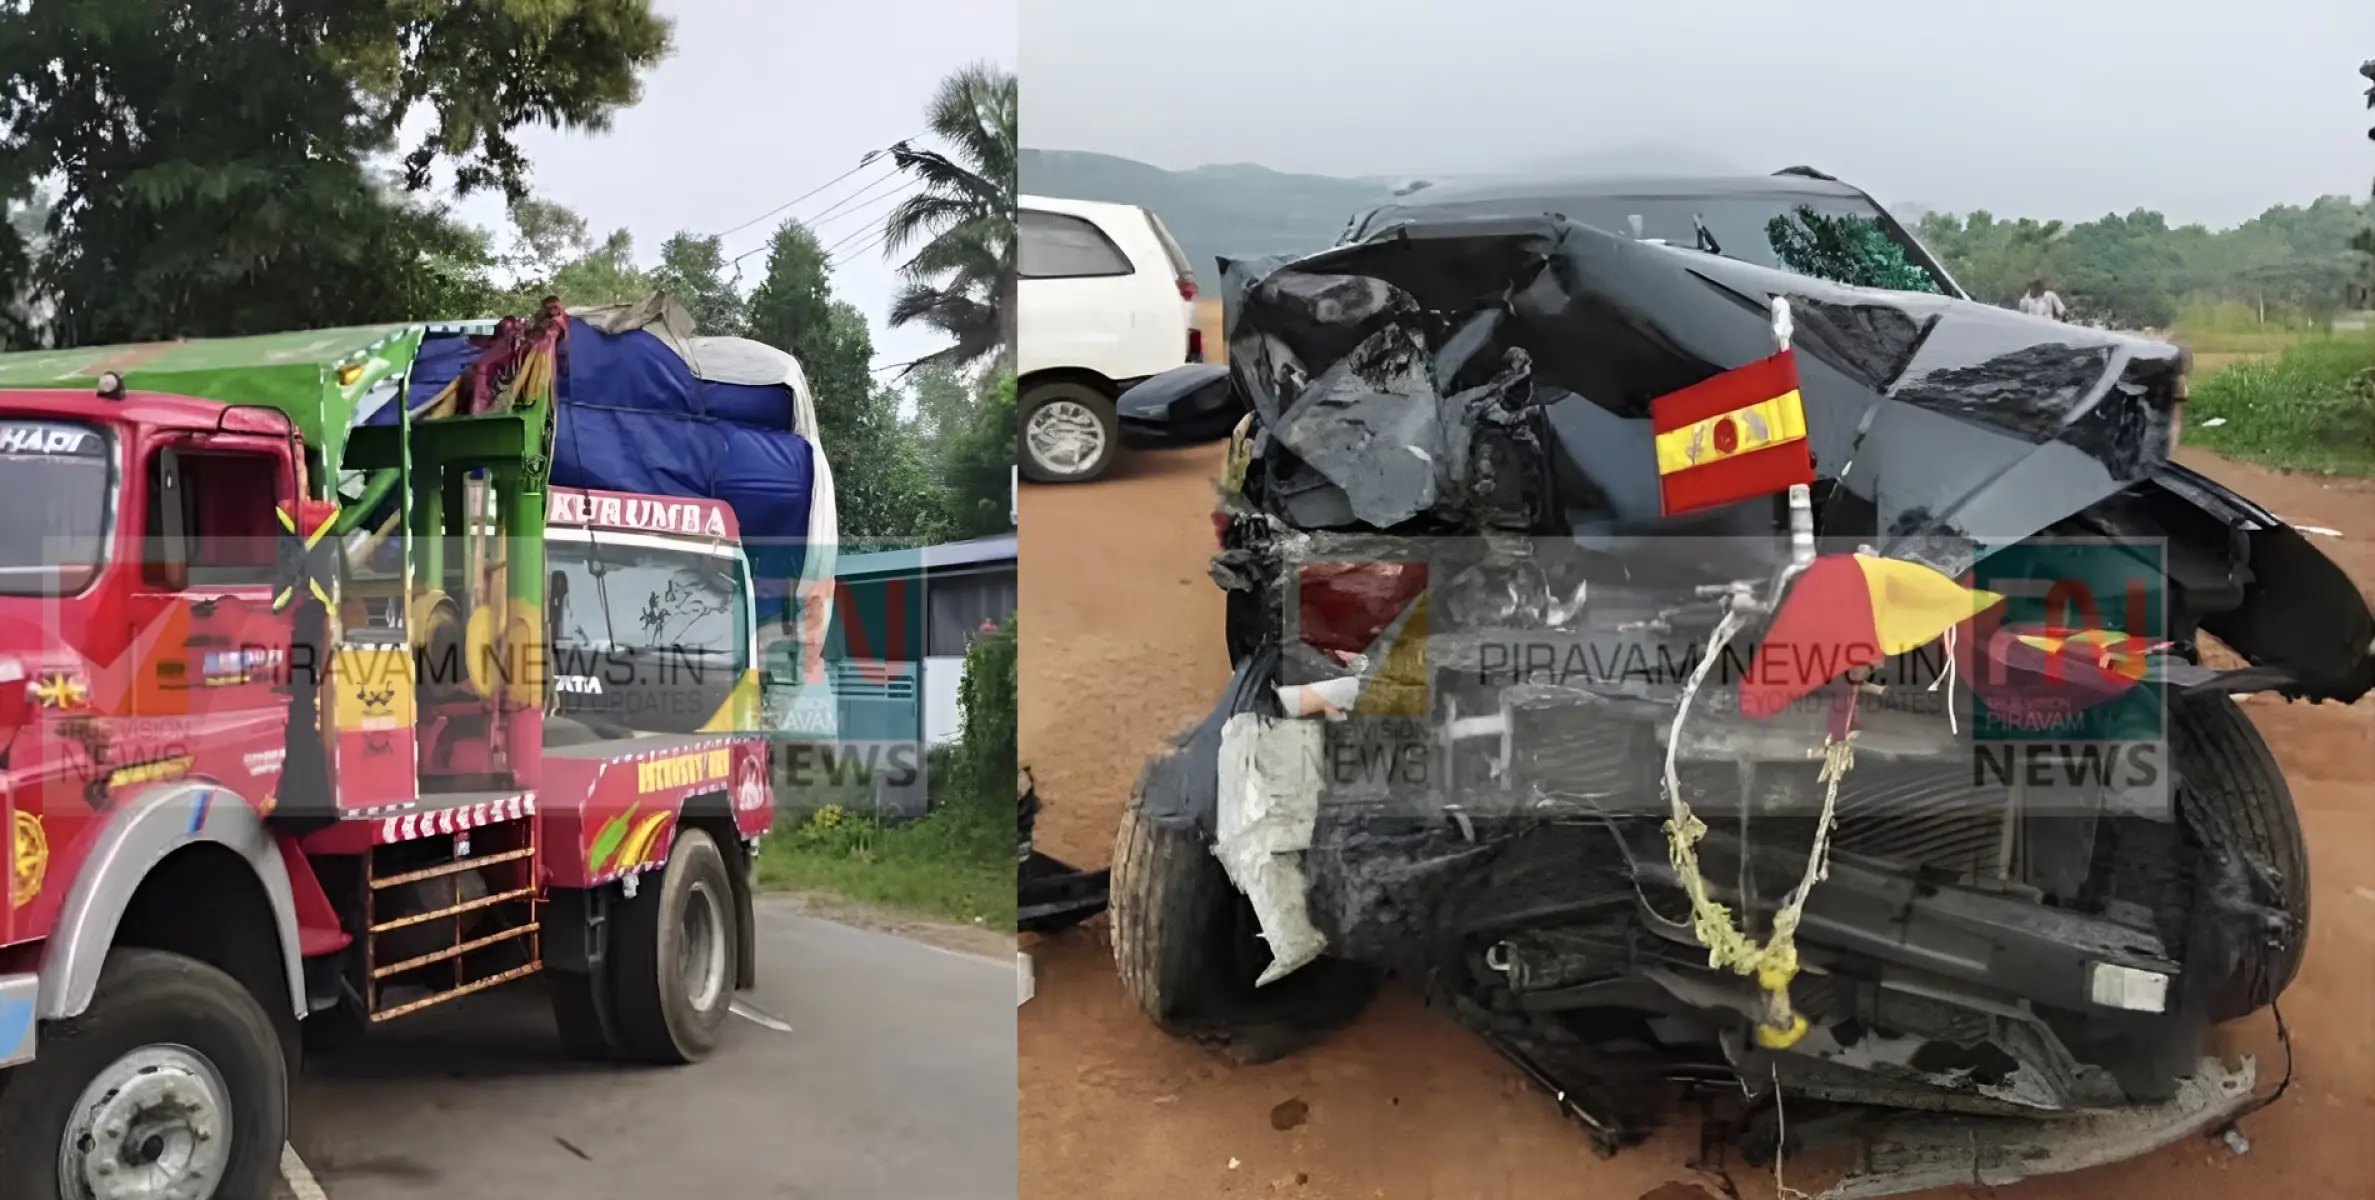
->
[1224,216,2186,575]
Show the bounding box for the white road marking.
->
[281,1143,329,1200]
[729,998,794,1033]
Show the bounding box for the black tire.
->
[1110,770,1380,1064]
[2171,692,2310,1020]
[608,828,739,1064]
[549,969,618,1060]
[1019,380,1119,483]
[0,949,288,1200]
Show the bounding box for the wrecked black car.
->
[1107,206,2373,1196]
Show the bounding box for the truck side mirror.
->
[145,446,189,590]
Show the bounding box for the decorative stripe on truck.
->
[376,794,536,845]
[582,736,750,884]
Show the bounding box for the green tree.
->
[493,197,650,313]
[0,0,671,346]
[1916,211,2072,306]
[909,362,977,451]
[651,232,747,335]
[942,375,1017,538]
[883,61,1016,373]
[746,219,946,541]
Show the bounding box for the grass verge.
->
[2185,333,2375,475]
[755,780,1016,931]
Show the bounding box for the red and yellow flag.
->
[1739,554,2005,719]
[1652,350,1816,517]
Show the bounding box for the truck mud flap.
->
[1817,1056,2255,1198]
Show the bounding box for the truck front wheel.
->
[609,828,740,1064]
[0,948,288,1199]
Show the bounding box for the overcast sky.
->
[445,0,1017,373]
[1020,0,2374,230]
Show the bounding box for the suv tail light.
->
[1297,562,1429,664]
[1187,329,1204,363]
[1177,276,1198,302]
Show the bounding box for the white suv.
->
[1017,194,1200,482]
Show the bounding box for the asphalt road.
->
[281,897,1018,1200]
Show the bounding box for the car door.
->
[1018,205,1145,382]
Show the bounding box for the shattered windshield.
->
[0,419,112,596]
[1357,193,1951,295]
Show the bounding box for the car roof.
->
[1368,170,1870,211]
[1018,193,1151,221]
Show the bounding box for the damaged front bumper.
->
[1820,1056,2255,1199]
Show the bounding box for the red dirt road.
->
[1019,443,2375,1200]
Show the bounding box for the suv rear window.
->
[1021,210,1133,279]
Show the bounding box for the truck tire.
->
[2171,692,2310,1021]
[549,969,618,1060]
[1020,380,1118,483]
[1110,774,1379,1064]
[0,948,288,1200]
[608,828,739,1064]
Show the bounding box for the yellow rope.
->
[1660,608,1858,1051]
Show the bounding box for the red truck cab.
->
[0,368,776,1199]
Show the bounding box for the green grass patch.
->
[2185,333,2375,475]
[755,790,1016,930]
[2170,302,2333,353]
[2172,328,2310,357]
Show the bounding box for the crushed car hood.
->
[1223,216,2185,577]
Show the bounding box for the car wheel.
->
[608,828,740,1064]
[1020,381,1119,483]
[1110,759,1380,1064]
[2170,692,2309,1021]
[0,949,289,1200]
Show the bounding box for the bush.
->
[954,612,1018,805]
[2186,334,2375,474]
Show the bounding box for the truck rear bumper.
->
[1,971,37,1068]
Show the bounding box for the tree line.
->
[1913,193,2373,330]
[0,1,1013,545]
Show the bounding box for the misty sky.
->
[444,0,1016,372]
[1021,0,2374,230]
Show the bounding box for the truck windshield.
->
[0,419,111,596]
[545,535,750,734]
[547,538,747,670]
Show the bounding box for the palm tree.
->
[882,61,1015,374]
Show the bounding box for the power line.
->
[810,171,917,228]
[706,133,918,242]
[825,210,902,265]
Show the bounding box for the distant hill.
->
[1018,149,1394,280]
[1018,145,1759,282]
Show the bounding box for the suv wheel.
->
[1110,759,1381,1063]
[1020,380,1118,483]
[2171,692,2309,1020]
